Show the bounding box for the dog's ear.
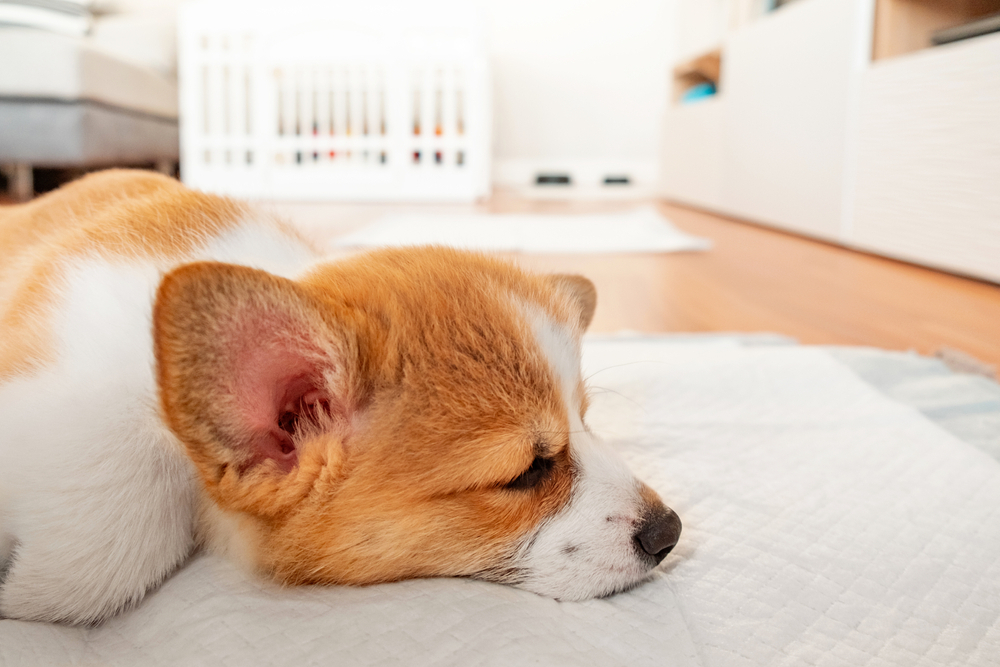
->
[154,262,354,510]
[547,274,597,330]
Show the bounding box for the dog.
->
[0,170,681,624]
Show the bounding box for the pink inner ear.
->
[227,325,336,474]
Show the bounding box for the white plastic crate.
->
[178,0,491,201]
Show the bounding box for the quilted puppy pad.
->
[2,338,998,666]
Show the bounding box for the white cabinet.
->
[664,0,872,240]
[723,0,868,241]
[661,99,726,211]
[851,35,1000,282]
[663,0,1000,283]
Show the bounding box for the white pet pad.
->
[2,339,998,666]
[334,207,712,254]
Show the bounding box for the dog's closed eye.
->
[505,455,554,490]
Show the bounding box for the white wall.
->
[483,0,676,189]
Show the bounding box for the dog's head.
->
[154,247,680,600]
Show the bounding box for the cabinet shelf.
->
[873,0,1000,60]
[672,49,722,103]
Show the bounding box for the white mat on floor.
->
[334,207,711,254]
[3,339,999,666]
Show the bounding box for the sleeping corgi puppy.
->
[0,170,681,625]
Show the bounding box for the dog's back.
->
[0,171,256,378]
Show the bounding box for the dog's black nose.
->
[634,506,682,564]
